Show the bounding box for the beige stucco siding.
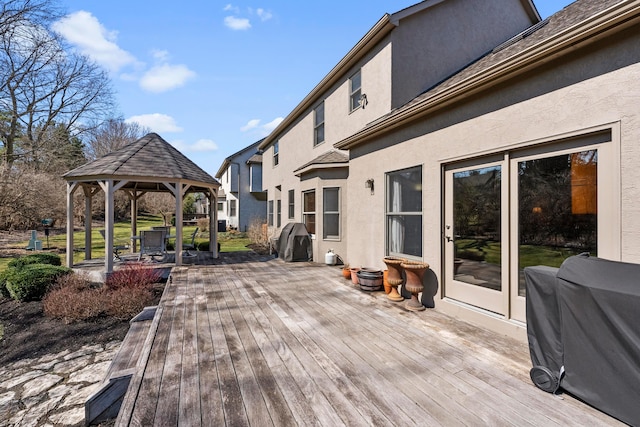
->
[347,31,640,283]
[391,0,537,108]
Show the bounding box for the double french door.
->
[444,133,616,321]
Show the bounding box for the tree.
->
[84,118,149,160]
[0,0,114,172]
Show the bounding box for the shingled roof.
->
[63,133,219,191]
[294,150,349,176]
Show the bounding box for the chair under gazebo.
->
[63,133,220,274]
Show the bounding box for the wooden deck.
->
[115,252,622,426]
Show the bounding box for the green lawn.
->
[455,238,586,268]
[0,215,252,273]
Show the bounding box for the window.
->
[314,102,325,146]
[349,70,362,112]
[229,200,237,217]
[303,190,316,235]
[288,190,295,219]
[386,166,422,257]
[268,200,274,226]
[217,202,223,211]
[276,200,282,227]
[323,188,340,239]
[273,141,279,166]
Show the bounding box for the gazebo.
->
[63,133,220,274]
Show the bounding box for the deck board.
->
[116,253,624,426]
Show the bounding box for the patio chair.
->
[99,230,129,261]
[183,227,199,256]
[138,230,167,262]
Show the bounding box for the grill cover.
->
[526,255,640,426]
[277,223,312,262]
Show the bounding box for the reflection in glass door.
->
[445,161,507,315]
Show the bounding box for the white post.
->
[175,183,184,266]
[209,188,218,258]
[103,180,115,274]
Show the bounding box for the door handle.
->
[445,235,453,243]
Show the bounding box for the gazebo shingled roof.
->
[64,132,218,192]
[63,133,220,274]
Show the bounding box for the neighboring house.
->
[259,0,539,264]
[331,0,640,338]
[215,140,267,232]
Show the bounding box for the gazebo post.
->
[66,182,79,268]
[99,180,128,274]
[82,186,99,261]
[208,188,218,258]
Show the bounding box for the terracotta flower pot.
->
[342,267,352,279]
[350,267,361,285]
[383,270,391,293]
[383,256,406,302]
[400,261,429,311]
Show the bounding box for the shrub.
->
[43,273,108,323]
[105,262,162,291]
[196,218,209,233]
[8,253,62,269]
[0,270,11,298]
[5,264,71,301]
[106,286,154,320]
[247,218,269,252]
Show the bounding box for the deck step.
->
[84,306,157,426]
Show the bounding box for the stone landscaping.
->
[0,340,120,426]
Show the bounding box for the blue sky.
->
[55,0,574,176]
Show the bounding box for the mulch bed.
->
[0,229,161,365]
[0,298,131,365]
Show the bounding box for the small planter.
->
[357,268,383,292]
[342,266,352,279]
[350,267,361,285]
[383,270,391,294]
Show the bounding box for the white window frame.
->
[302,190,316,236]
[323,187,340,240]
[385,165,423,259]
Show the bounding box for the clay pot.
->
[383,256,406,302]
[383,270,391,294]
[350,267,361,285]
[400,261,429,311]
[342,267,352,279]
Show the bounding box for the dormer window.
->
[314,101,325,146]
[349,70,362,112]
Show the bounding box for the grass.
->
[455,238,587,268]
[0,215,252,273]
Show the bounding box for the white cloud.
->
[224,16,251,31]
[52,11,136,73]
[139,64,196,93]
[263,117,284,133]
[223,4,240,14]
[241,119,261,132]
[256,8,273,21]
[125,114,182,133]
[241,117,283,137]
[191,139,219,152]
[151,49,170,62]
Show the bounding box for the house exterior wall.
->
[345,26,640,338]
[262,0,536,262]
[390,0,536,108]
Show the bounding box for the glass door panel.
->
[517,150,597,296]
[445,161,506,315]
